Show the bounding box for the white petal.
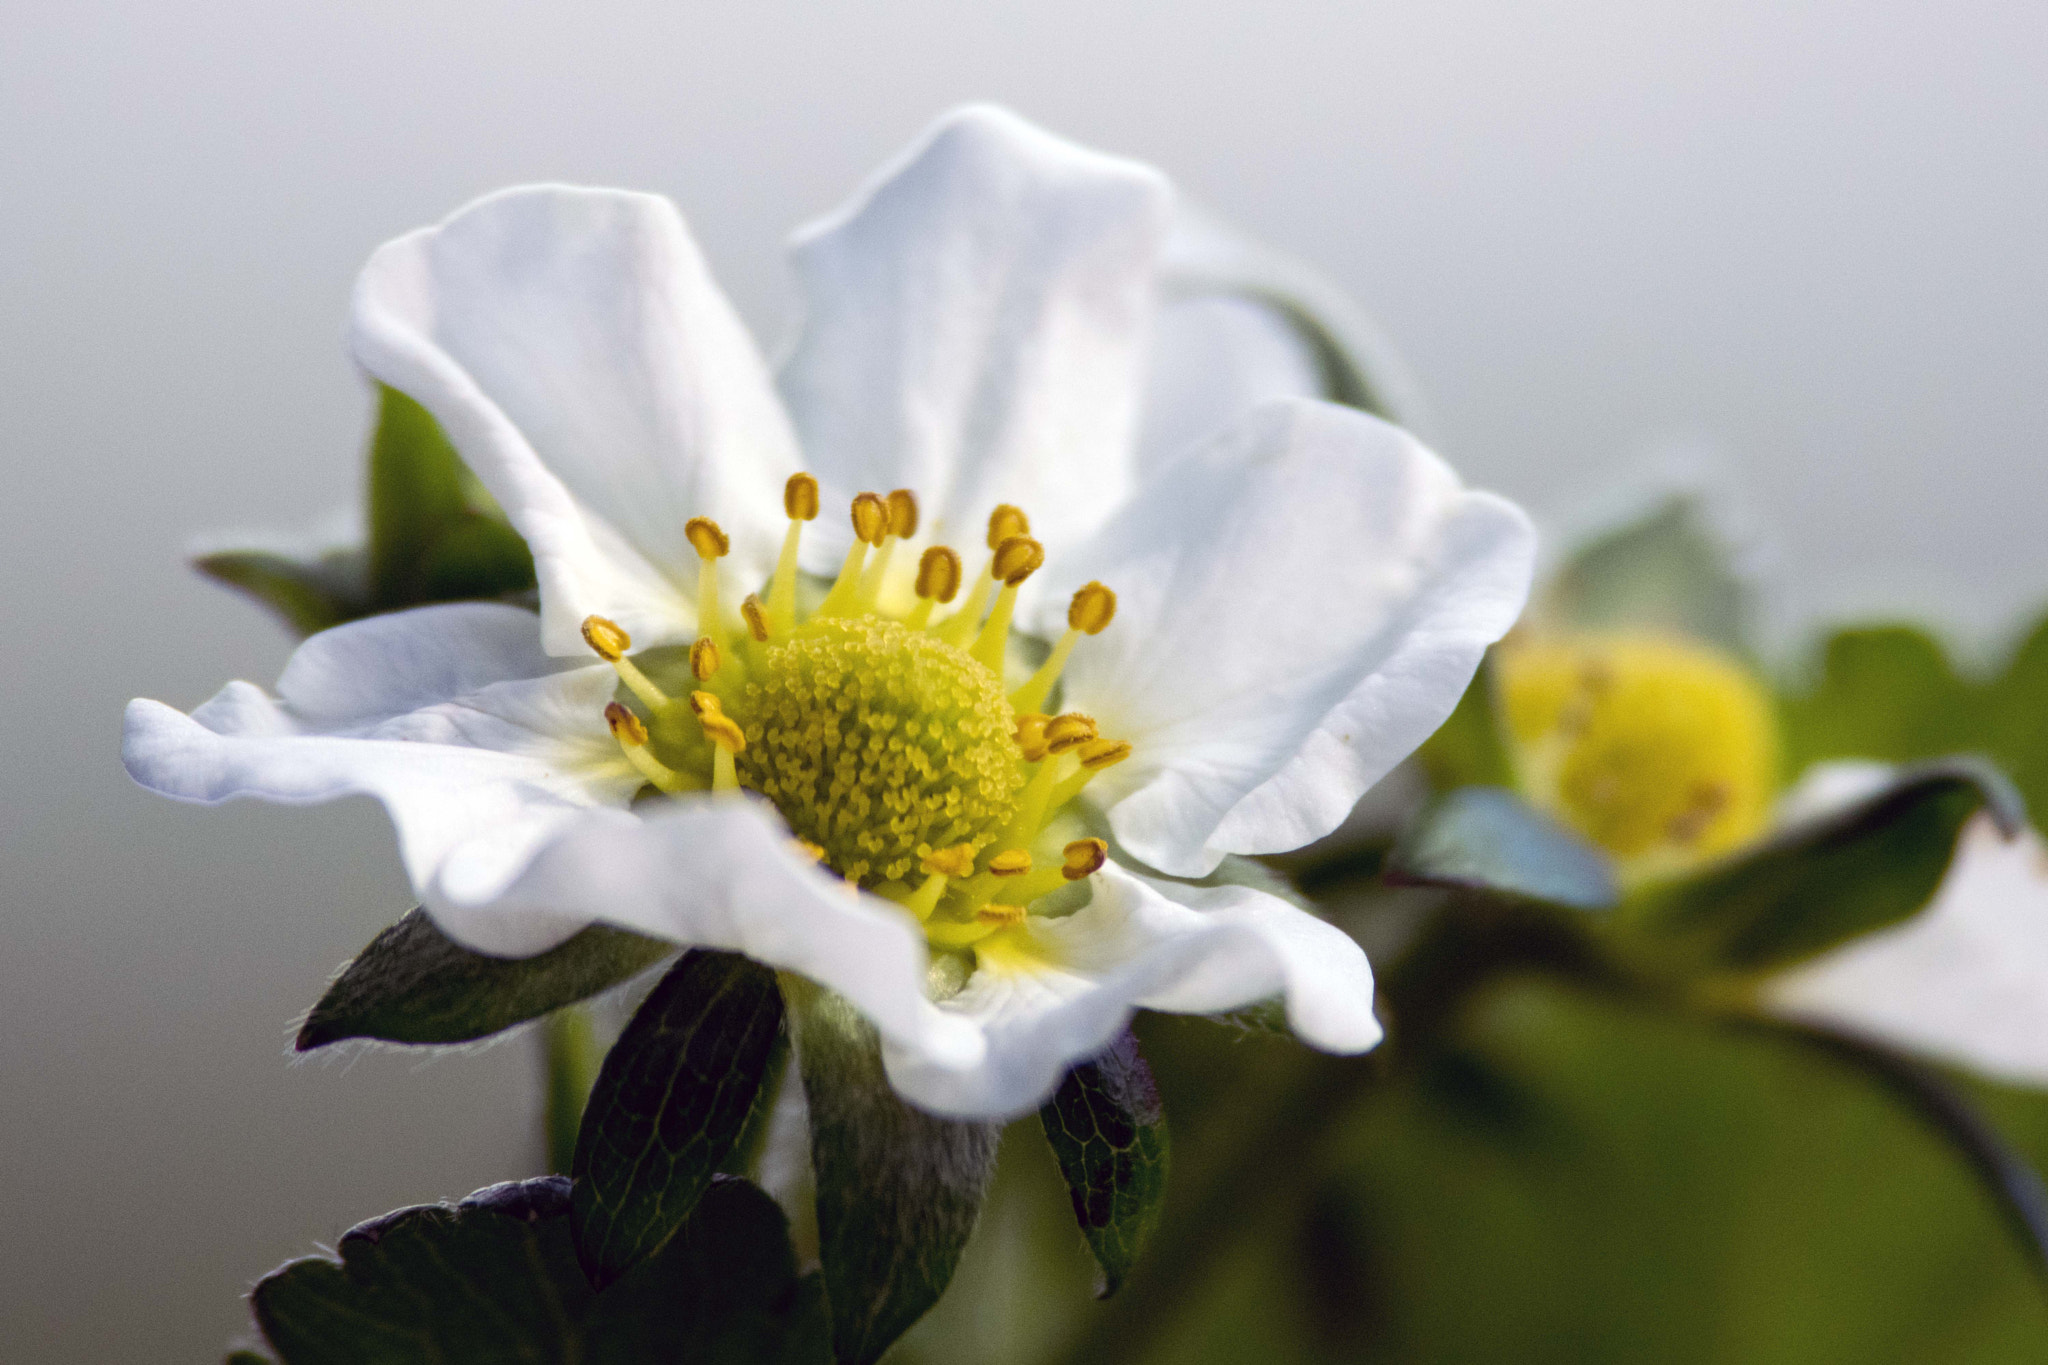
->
[1050,398,1537,876]
[778,105,1171,564]
[122,603,638,954]
[1765,815,2048,1086]
[1137,290,1322,483]
[474,799,986,1071]
[352,186,800,654]
[880,861,1381,1118]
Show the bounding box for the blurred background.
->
[6,1,2048,1358]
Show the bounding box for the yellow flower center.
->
[580,479,1131,950]
[1498,632,1778,879]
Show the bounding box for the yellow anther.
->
[700,711,746,754]
[685,517,730,560]
[604,701,649,747]
[987,504,1030,550]
[785,473,820,522]
[1068,582,1116,634]
[606,701,689,794]
[1044,712,1098,755]
[922,844,978,879]
[991,535,1044,586]
[791,837,827,864]
[688,689,723,719]
[740,594,771,642]
[886,489,920,539]
[690,636,721,681]
[851,492,890,547]
[916,546,962,602]
[1014,713,1051,762]
[581,615,631,663]
[988,849,1033,877]
[977,903,1028,926]
[1062,838,1108,881]
[1077,738,1132,770]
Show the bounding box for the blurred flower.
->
[124,106,1534,1116]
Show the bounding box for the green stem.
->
[541,1004,600,1175]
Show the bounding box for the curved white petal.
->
[1764,815,2048,1086]
[122,603,638,953]
[352,185,800,654]
[778,105,1171,565]
[1136,291,1322,483]
[881,861,1381,1118]
[1048,398,1537,876]
[474,799,986,1071]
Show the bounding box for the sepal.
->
[1385,786,1619,912]
[296,908,671,1049]
[1039,1029,1171,1297]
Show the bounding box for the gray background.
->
[4,1,2044,1356]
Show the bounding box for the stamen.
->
[582,615,670,711]
[1048,738,1132,808]
[685,517,730,641]
[1043,712,1098,755]
[1014,712,1051,762]
[770,474,820,631]
[692,692,746,793]
[740,594,771,643]
[690,636,721,681]
[901,843,975,921]
[790,837,826,864]
[1010,582,1117,714]
[1062,838,1108,880]
[987,849,1032,877]
[606,702,688,794]
[969,535,1044,671]
[907,545,962,629]
[932,506,1026,647]
[856,489,919,608]
[987,504,1030,548]
[815,493,888,618]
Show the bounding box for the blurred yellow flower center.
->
[582,478,1132,949]
[1498,633,1777,877]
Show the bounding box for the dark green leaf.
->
[1418,655,1515,791]
[787,980,1001,1365]
[365,384,470,609]
[414,513,536,604]
[249,1175,828,1365]
[295,908,672,1049]
[193,548,369,638]
[1384,787,1619,911]
[224,1352,273,1364]
[1040,1030,1171,1297]
[573,951,786,1287]
[1780,625,1975,777]
[1631,757,2022,972]
[1730,1015,2048,1281]
[1542,495,1749,654]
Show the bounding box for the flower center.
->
[579,476,1133,948]
[1498,632,1778,877]
[738,617,1021,887]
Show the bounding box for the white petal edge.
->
[880,860,1381,1118]
[352,185,800,655]
[1049,398,1537,877]
[1764,813,2048,1087]
[778,104,1171,569]
[470,798,986,1072]
[1135,290,1323,485]
[121,603,638,955]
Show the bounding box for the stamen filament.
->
[934,564,995,646]
[713,746,739,792]
[970,583,1021,671]
[816,492,889,618]
[1010,630,1080,714]
[814,539,870,618]
[606,702,690,794]
[769,520,804,630]
[901,872,949,921]
[685,517,730,644]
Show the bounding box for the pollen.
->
[850,493,890,547]
[685,517,730,559]
[1069,582,1116,634]
[886,489,920,539]
[785,473,820,522]
[1062,838,1108,880]
[1498,632,1777,872]
[992,535,1044,585]
[916,546,963,602]
[581,615,630,662]
[987,504,1030,549]
[736,616,1023,887]
[690,636,721,680]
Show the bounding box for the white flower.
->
[1764,762,2048,1086]
[124,106,1536,1117]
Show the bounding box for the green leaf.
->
[1040,1029,1171,1297]
[1731,1016,2048,1281]
[573,951,786,1287]
[1384,787,1619,911]
[1630,757,2022,973]
[249,1175,829,1364]
[1542,494,1749,654]
[193,548,369,638]
[786,979,1001,1365]
[1780,625,1975,776]
[295,908,672,1049]
[224,1352,273,1364]
[414,513,536,604]
[1417,655,1515,791]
